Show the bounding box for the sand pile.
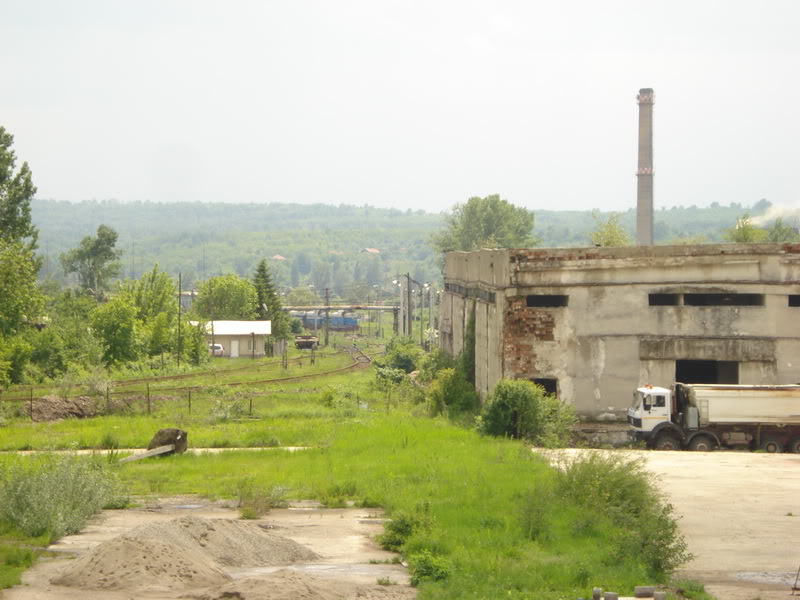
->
[182,570,345,600]
[51,537,231,591]
[125,515,320,567]
[51,516,320,592]
[182,570,417,600]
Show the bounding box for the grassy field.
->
[0,332,708,599]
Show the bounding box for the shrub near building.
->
[480,378,576,447]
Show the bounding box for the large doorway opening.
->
[675,360,738,384]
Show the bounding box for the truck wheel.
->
[688,435,716,452]
[653,434,680,451]
[759,436,783,453]
[788,437,800,454]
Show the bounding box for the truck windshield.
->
[632,392,643,409]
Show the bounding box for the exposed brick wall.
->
[503,296,556,376]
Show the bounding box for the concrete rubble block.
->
[592,587,602,600]
[147,428,188,454]
[603,593,619,600]
[652,593,666,600]
[634,585,656,597]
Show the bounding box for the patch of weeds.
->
[378,503,433,552]
[368,556,402,565]
[236,478,288,519]
[320,481,358,508]
[520,481,556,542]
[97,431,120,450]
[408,550,450,586]
[358,496,382,508]
[0,543,38,589]
[376,577,396,586]
[672,578,717,600]
[246,436,281,448]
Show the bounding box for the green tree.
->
[589,212,634,247]
[722,214,769,243]
[0,239,44,336]
[286,286,317,306]
[765,218,800,243]
[118,264,175,321]
[91,296,140,365]
[253,259,291,340]
[60,225,123,299]
[194,274,257,320]
[432,194,536,254]
[0,126,38,250]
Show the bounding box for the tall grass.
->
[116,415,688,598]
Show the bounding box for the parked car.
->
[208,343,224,357]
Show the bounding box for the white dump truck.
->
[628,383,800,452]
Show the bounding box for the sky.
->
[2,1,799,213]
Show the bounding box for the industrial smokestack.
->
[636,88,655,246]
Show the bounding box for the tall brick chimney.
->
[636,88,655,246]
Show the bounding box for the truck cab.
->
[628,385,672,436]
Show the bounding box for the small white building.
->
[199,320,272,358]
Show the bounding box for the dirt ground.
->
[556,449,800,600]
[4,497,415,600]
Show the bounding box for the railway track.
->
[0,346,379,403]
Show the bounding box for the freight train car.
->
[290,310,360,332]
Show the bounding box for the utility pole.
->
[399,278,406,335]
[177,273,182,366]
[418,286,423,347]
[406,273,413,339]
[323,287,331,347]
[429,285,435,336]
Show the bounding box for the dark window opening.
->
[676,360,739,384]
[526,295,569,308]
[790,295,800,307]
[532,378,558,397]
[683,293,764,306]
[649,293,679,306]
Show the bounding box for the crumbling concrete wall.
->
[443,243,800,417]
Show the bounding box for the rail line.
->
[0,346,378,403]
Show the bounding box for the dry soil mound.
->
[125,515,320,567]
[51,536,231,591]
[182,570,416,600]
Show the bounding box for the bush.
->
[417,348,456,383]
[408,550,450,586]
[0,455,127,541]
[378,337,422,373]
[427,368,480,416]
[520,452,692,578]
[378,505,433,552]
[480,379,575,446]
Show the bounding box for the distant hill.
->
[32,199,769,291]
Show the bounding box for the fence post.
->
[30,387,34,422]
[147,383,151,415]
[249,395,253,416]
[188,390,192,414]
[106,386,110,414]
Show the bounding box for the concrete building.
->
[440,243,800,417]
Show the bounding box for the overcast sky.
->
[2,1,798,212]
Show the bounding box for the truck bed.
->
[687,386,800,425]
